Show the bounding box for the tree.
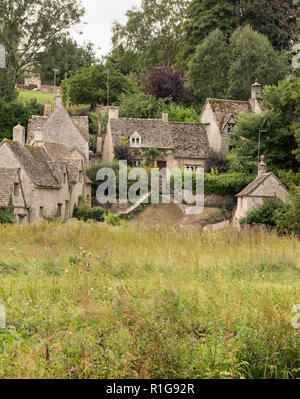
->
[0,69,17,102]
[61,64,132,109]
[182,0,299,65]
[187,29,231,106]
[36,37,95,84]
[111,0,189,73]
[0,0,84,82]
[230,76,300,172]
[118,90,167,119]
[141,66,191,103]
[227,26,290,100]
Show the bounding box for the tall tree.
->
[61,64,132,109]
[141,66,191,103]
[0,0,84,82]
[181,0,299,65]
[36,37,95,85]
[187,29,230,106]
[227,25,289,100]
[111,0,189,73]
[230,76,300,172]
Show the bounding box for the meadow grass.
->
[0,222,299,379]
[17,89,55,105]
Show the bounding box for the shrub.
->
[273,186,300,236]
[239,200,290,227]
[105,212,122,226]
[205,151,229,173]
[0,196,15,225]
[73,204,105,222]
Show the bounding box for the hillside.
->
[0,222,299,379]
[17,89,55,106]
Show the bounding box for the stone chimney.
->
[54,87,62,107]
[162,112,168,122]
[258,155,267,176]
[44,101,52,117]
[13,124,25,145]
[108,106,119,120]
[251,79,262,100]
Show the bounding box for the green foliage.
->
[231,75,300,171]
[0,195,15,225]
[0,69,18,102]
[105,212,122,226]
[85,161,120,185]
[0,99,43,141]
[273,186,300,236]
[239,200,289,227]
[119,90,167,119]
[36,37,95,84]
[182,0,298,65]
[111,0,188,73]
[0,0,84,82]
[227,25,290,100]
[89,134,97,153]
[204,172,253,195]
[73,203,105,223]
[61,64,133,108]
[167,103,198,122]
[88,112,108,135]
[276,170,300,191]
[187,29,230,106]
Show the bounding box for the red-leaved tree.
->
[141,66,191,103]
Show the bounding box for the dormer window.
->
[227,123,235,134]
[130,132,141,147]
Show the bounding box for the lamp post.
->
[52,69,59,96]
[258,130,267,163]
[106,69,110,106]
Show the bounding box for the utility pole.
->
[52,69,59,96]
[107,69,110,107]
[258,130,267,163]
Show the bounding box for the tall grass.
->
[0,222,299,379]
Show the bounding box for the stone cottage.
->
[199,80,264,154]
[0,102,91,224]
[27,90,90,162]
[103,107,210,173]
[233,156,289,226]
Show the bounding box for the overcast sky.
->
[71,0,141,58]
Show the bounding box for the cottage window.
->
[185,165,201,172]
[205,124,211,133]
[57,204,62,217]
[133,160,142,167]
[130,134,141,147]
[39,207,44,218]
[14,183,19,196]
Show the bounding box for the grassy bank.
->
[17,89,55,105]
[0,222,299,378]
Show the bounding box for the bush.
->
[0,196,15,225]
[105,212,122,226]
[73,204,105,222]
[239,200,289,227]
[273,186,300,236]
[205,151,229,173]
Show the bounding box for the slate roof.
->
[110,118,174,149]
[28,104,89,142]
[207,99,251,132]
[236,172,289,197]
[4,140,60,188]
[40,141,72,160]
[169,122,209,159]
[0,168,17,207]
[110,118,209,159]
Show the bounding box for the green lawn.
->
[17,89,55,106]
[0,222,299,379]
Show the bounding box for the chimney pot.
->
[54,88,62,107]
[44,101,52,117]
[258,155,267,176]
[108,106,119,120]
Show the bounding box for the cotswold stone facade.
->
[232,156,289,226]
[103,107,210,173]
[0,95,91,224]
[199,80,264,154]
